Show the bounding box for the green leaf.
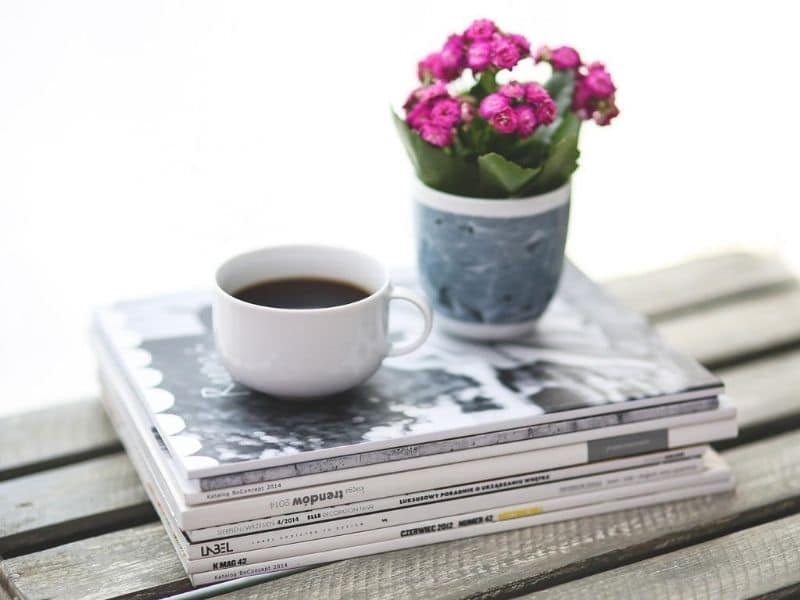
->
[477,152,542,197]
[544,70,576,115]
[508,134,549,169]
[392,111,478,195]
[468,69,499,99]
[523,112,581,195]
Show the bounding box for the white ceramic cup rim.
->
[215,244,390,314]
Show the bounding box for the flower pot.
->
[414,180,570,341]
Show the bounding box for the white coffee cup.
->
[213,245,433,398]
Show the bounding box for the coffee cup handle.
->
[386,286,434,357]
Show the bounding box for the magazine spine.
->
[190,477,735,584]
[185,456,704,559]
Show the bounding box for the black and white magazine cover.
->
[91,263,722,481]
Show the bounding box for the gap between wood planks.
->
[603,252,797,323]
[754,582,800,600]
[0,398,121,483]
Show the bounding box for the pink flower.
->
[406,102,431,129]
[417,53,443,82]
[430,98,461,128]
[499,81,526,100]
[418,122,454,147]
[464,19,496,41]
[524,82,547,103]
[536,45,582,70]
[417,81,448,103]
[417,36,466,82]
[417,52,460,82]
[550,46,581,70]
[467,41,492,71]
[523,83,556,124]
[583,62,615,98]
[442,34,465,61]
[404,83,463,147]
[508,33,531,56]
[534,98,556,124]
[404,81,448,110]
[435,55,462,81]
[571,83,592,120]
[489,107,518,134]
[572,62,620,125]
[439,35,465,76]
[479,93,510,119]
[514,105,538,137]
[491,36,521,70]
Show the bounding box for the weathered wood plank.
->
[716,349,800,447]
[5,429,800,600]
[0,579,13,600]
[0,523,190,600]
[0,454,152,558]
[657,286,800,369]
[758,583,800,600]
[605,252,795,320]
[0,398,119,482]
[522,513,800,600]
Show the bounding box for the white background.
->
[1,1,798,416]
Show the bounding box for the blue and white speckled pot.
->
[414,180,570,341]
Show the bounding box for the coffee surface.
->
[233,277,370,309]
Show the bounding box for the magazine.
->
[123,413,731,581]
[91,262,722,486]
[188,474,734,584]
[187,448,705,545]
[100,340,720,508]
[185,459,707,557]
[105,378,708,553]
[186,454,729,572]
[99,350,735,530]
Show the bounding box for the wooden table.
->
[3,252,800,600]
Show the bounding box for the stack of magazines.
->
[91,264,737,586]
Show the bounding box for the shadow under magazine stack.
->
[91,263,737,587]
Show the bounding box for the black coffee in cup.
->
[233,278,369,309]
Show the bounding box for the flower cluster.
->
[403,20,619,152]
[418,19,530,82]
[397,20,621,197]
[536,45,619,126]
[573,62,619,125]
[478,82,556,137]
[404,82,469,147]
[534,45,581,70]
